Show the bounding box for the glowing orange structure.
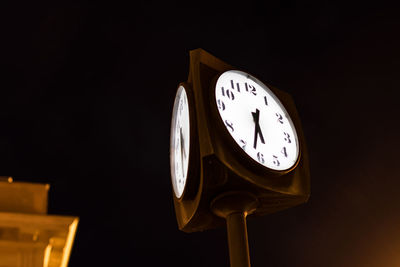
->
[0,177,78,267]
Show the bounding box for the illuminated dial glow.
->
[215,70,299,171]
[170,86,190,198]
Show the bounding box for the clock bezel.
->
[170,83,200,201]
[207,69,302,179]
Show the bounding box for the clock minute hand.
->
[251,109,265,149]
[252,110,259,149]
[180,128,186,175]
[180,128,186,159]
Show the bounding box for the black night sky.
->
[2,1,400,266]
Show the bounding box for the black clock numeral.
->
[224,120,234,132]
[230,80,241,92]
[179,99,184,112]
[245,83,257,95]
[276,113,284,124]
[257,152,265,163]
[217,99,225,110]
[239,139,247,150]
[272,155,280,166]
[283,132,291,143]
[249,85,256,95]
[281,147,288,157]
[244,83,257,95]
[221,87,235,100]
[264,96,268,106]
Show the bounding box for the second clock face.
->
[170,85,190,198]
[215,70,299,171]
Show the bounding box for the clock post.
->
[170,49,310,267]
[211,192,258,267]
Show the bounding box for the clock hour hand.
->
[180,128,186,175]
[251,109,265,149]
[180,128,186,159]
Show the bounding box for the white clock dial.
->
[215,70,299,171]
[170,86,190,198]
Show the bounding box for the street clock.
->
[169,49,310,234]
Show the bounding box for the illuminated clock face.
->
[215,70,299,171]
[170,86,190,198]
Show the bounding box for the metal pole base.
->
[210,192,259,267]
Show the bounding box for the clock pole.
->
[211,192,259,267]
